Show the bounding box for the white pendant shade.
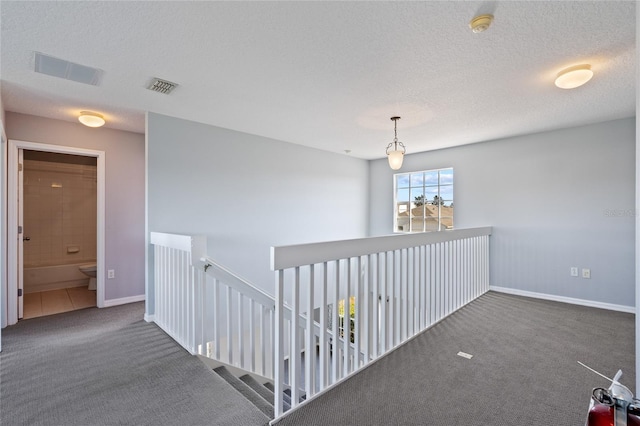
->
[388,150,404,170]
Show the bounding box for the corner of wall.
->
[635,2,639,395]
[635,0,639,394]
[144,111,153,319]
[0,119,6,333]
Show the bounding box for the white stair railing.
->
[195,256,276,378]
[151,228,492,421]
[271,227,492,419]
[150,232,324,381]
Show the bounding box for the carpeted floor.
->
[2,293,634,426]
[0,302,269,426]
[274,291,635,426]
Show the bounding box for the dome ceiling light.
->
[78,111,105,127]
[554,64,594,89]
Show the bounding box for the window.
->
[394,168,453,232]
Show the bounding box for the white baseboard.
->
[144,314,155,323]
[490,286,635,314]
[103,294,145,308]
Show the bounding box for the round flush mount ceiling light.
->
[554,64,593,89]
[78,111,105,127]
[469,14,494,33]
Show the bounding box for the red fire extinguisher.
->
[584,365,640,426]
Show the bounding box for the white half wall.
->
[369,118,635,307]
[146,113,369,313]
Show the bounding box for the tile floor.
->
[23,287,96,319]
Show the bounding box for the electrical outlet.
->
[582,268,591,279]
[108,269,115,279]
[570,267,578,277]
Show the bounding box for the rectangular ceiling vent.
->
[147,78,178,94]
[34,52,103,86]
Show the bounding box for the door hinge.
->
[18,225,22,234]
[18,289,23,297]
[18,163,23,172]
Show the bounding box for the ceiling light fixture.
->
[554,64,593,89]
[78,111,105,128]
[386,116,406,170]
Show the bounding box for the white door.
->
[17,149,24,319]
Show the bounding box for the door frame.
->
[7,139,106,325]
[17,148,23,319]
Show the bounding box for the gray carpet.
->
[0,302,269,426]
[274,291,635,426]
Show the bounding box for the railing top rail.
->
[270,226,492,271]
[201,256,276,310]
[150,231,195,251]
[150,232,207,259]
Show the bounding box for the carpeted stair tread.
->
[284,387,306,403]
[214,366,274,418]
[255,380,291,411]
[265,382,292,407]
[240,375,275,404]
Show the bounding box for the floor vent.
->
[147,78,178,94]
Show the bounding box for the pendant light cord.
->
[394,119,398,147]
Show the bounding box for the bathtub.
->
[24,262,95,293]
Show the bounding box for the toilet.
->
[78,263,97,291]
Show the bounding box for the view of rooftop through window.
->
[394,168,453,232]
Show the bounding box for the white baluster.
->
[226,286,232,365]
[371,253,379,359]
[342,259,350,378]
[213,278,220,360]
[355,257,361,368]
[306,264,315,399]
[332,260,339,383]
[291,267,301,406]
[238,293,245,369]
[319,262,328,389]
[379,252,387,353]
[249,299,255,372]
[274,270,285,417]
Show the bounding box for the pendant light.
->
[386,116,406,170]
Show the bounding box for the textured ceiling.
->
[0,1,635,160]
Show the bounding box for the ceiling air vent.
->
[147,78,178,94]
[34,52,103,86]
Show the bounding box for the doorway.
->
[7,139,106,325]
[21,150,98,318]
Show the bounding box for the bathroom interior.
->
[22,150,97,319]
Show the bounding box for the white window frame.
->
[393,167,454,233]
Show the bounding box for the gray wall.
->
[147,113,369,312]
[5,112,146,301]
[369,118,635,307]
